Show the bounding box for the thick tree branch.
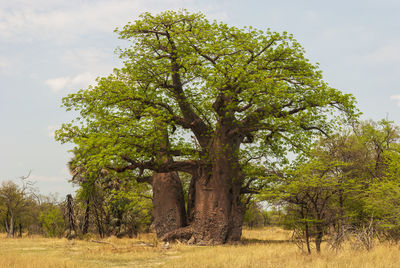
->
[133,29,168,36]
[240,177,259,194]
[300,124,329,137]
[166,32,213,148]
[109,156,203,174]
[190,43,220,65]
[137,176,153,185]
[240,100,334,133]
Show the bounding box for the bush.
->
[39,207,65,237]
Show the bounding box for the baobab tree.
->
[56,10,357,244]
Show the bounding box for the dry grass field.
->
[1,227,400,267]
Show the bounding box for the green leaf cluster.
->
[56,9,357,178]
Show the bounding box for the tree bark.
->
[66,194,76,239]
[18,223,22,238]
[93,205,104,238]
[82,199,90,235]
[189,167,244,244]
[305,222,311,254]
[4,216,9,235]
[186,173,197,224]
[300,206,311,254]
[162,127,245,245]
[7,212,14,238]
[315,223,323,253]
[152,171,187,238]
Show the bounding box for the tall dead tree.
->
[66,194,76,239]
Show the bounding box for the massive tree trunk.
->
[150,123,188,238]
[189,169,244,244]
[186,173,197,224]
[152,171,187,238]
[192,130,244,244]
[162,127,245,245]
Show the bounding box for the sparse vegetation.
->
[1,228,400,267]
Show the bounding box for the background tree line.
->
[2,119,400,254]
[0,171,152,238]
[259,119,400,253]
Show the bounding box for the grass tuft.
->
[1,228,400,267]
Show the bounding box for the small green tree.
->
[365,145,400,242]
[107,186,152,237]
[243,202,265,229]
[266,157,345,253]
[71,166,153,238]
[39,207,65,237]
[0,175,37,238]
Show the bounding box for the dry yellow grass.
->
[1,228,400,267]
[0,232,171,268]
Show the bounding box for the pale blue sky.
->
[1,0,400,196]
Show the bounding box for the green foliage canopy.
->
[56,10,357,179]
[263,120,400,248]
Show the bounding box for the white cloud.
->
[45,76,70,92]
[366,41,400,64]
[0,0,223,43]
[63,48,109,67]
[45,72,97,92]
[61,47,117,74]
[390,95,400,106]
[0,1,141,42]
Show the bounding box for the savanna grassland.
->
[1,227,400,268]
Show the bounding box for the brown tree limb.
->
[165,32,213,148]
[161,225,194,242]
[109,156,203,174]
